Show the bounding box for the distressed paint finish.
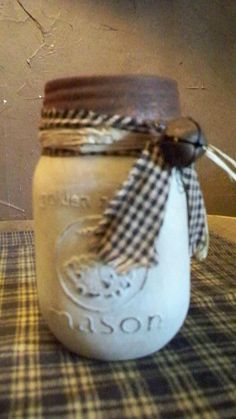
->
[0,0,235,219]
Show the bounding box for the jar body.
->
[33,153,190,360]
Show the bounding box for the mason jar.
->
[33,75,190,361]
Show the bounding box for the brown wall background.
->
[0,0,235,220]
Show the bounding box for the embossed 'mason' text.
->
[76,314,162,335]
[39,191,91,209]
[51,308,162,335]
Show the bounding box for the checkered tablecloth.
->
[0,230,235,419]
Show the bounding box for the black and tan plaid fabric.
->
[94,147,207,274]
[0,230,235,418]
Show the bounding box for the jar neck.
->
[39,126,150,156]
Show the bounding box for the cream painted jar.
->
[33,76,190,360]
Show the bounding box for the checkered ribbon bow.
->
[92,119,208,274]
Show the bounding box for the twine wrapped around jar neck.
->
[39,108,166,157]
[39,126,148,155]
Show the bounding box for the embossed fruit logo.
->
[55,217,148,312]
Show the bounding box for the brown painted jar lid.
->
[43,75,181,121]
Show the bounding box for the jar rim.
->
[43,74,181,121]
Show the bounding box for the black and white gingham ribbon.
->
[40,108,208,274]
[93,139,207,274]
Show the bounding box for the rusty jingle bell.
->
[159,117,207,167]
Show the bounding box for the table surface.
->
[0,217,235,418]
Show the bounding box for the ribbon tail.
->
[194,210,209,261]
[93,146,171,273]
[181,165,209,261]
